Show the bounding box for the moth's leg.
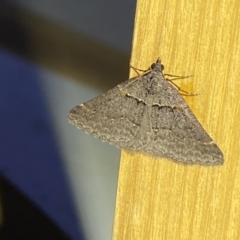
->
[129,65,150,76]
[164,74,194,80]
[167,79,200,96]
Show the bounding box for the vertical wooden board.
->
[113,0,240,239]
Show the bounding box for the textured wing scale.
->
[68,60,223,165]
[68,76,148,150]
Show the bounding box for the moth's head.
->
[151,58,164,73]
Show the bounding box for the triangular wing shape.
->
[68,59,223,165]
[68,75,149,150]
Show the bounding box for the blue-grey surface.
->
[0,50,83,239]
[1,1,136,239]
[12,0,136,52]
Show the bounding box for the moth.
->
[68,59,224,165]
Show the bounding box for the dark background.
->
[0,1,136,239]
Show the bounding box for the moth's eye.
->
[151,63,156,69]
[161,64,164,71]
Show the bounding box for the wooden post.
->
[112,0,240,239]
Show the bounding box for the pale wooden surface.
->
[112,0,240,239]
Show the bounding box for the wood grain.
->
[112,0,240,239]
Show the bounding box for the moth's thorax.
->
[143,71,166,95]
